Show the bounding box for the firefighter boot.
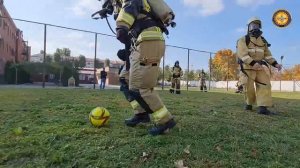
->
[244,105,252,111]
[149,119,176,136]
[258,106,274,115]
[125,113,150,127]
[169,89,174,93]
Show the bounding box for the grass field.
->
[0,88,299,167]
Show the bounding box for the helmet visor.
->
[249,22,261,32]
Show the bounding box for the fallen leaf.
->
[142,152,148,157]
[215,145,222,152]
[184,145,191,154]
[13,127,24,136]
[140,152,149,162]
[251,148,258,158]
[175,160,188,168]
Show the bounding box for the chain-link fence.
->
[1,16,299,92]
[1,17,217,90]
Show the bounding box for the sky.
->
[4,0,300,70]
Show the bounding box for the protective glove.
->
[116,27,131,46]
[99,8,109,18]
[252,62,263,71]
[117,49,131,61]
[275,64,282,71]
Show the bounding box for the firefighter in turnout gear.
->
[114,0,176,135]
[170,61,183,94]
[237,17,282,115]
[199,69,207,92]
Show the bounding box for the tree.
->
[281,64,300,80]
[104,58,110,67]
[163,65,172,81]
[62,48,71,57]
[55,48,63,55]
[53,48,71,62]
[292,64,300,80]
[183,69,196,81]
[95,59,104,68]
[194,69,202,81]
[188,70,195,81]
[78,55,86,68]
[54,52,61,63]
[45,54,52,63]
[211,49,238,81]
[54,48,63,63]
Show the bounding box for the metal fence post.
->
[293,80,295,92]
[94,33,98,89]
[227,55,229,91]
[209,53,212,90]
[42,24,47,88]
[187,49,190,91]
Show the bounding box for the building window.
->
[3,20,6,30]
[49,74,55,80]
[79,74,85,80]
[0,39,3,49]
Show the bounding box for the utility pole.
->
[187,49,190,91]
[94,33,98,89]
[226,55,229,91]
[42,24,47,88]
[209,53,212,90]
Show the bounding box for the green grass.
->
[0,88,299,167]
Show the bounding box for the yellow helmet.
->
[247,17,262,28]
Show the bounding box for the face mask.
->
[248,22,262,38]
[249,22,260,31]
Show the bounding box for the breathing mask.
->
[248,22,262,38]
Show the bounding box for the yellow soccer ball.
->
[89,107,110,127]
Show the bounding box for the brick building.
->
[0,0,31,83]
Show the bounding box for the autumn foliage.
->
[281,64,300,80]
[211,49,238,81]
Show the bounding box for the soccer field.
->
[0,88,299,167]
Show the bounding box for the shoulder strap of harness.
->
[245,35,271,47]
[261,36,271,47]
[245,34,250,46]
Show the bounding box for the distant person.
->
[100,68,107,89]
[199,69,207,92]
[170,61,183,94]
